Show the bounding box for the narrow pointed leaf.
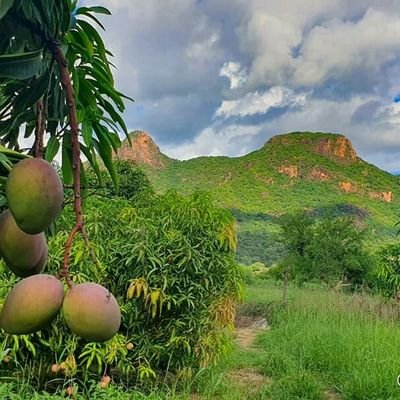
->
[45,135,60,162]
[0,50,43,79]
[0,0,14,19]
[75,6,111,16]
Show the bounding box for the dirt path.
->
[224,316,272,396]
[233,316,342,400]
[235,327,260,348]
[234,315,270,348]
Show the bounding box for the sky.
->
[83,0,400,172]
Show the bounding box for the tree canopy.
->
[0,0,130,189]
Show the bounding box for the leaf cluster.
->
[277,212,372,287]
[0,0,131,188]
[0,190,243,384]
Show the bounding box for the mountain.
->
[117,130,400,265]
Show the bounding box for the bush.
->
[278,212,372,288]
[374,242,400,299]
[85,159,154,201]
[0,191,243,386]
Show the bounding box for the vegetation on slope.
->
[119,131,400,264]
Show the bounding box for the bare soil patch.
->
[324,389,342,400]
[234,316,269,349]
[227,367,271,392]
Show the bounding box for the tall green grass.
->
[246,281,400,399]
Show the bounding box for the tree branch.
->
[51,40,82,287]
[33,98,45,158]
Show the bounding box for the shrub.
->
[278,212,372,288]
[374,242,400,299]
[0,191,243,386]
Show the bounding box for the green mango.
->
[0,210,46,277]
[63,282,121,342]
[6,158,63,234]
[0,274,64,334]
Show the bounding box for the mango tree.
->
[0,0,129,340]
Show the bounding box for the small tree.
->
[0,0,130,284]
[278,212,371,288]
[305,217,370,286]
[375,243,400,299]
[278,211,313,302]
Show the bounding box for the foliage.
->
[374,242,400,299]
[278,212,372,287]
[231,209,284,266]
[0,0,130,187]
[141,131,399,264]
[0,191,243,384]
[86,160,154,201]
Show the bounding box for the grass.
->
[234,280,400,399]
[3,279,400,399]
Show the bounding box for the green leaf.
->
[93,126,118,190]
[75,6,111,16]
[14,70,50,110]
[81,120,92,147]
[76,10,105,31]
[76,26,94,58]
[0,0,14,19]
[99,98,129,139]
[77,20,106,57]
[62,135,73,185]
[80,143,103,185]
[0,50,43,79]
[0,152,12,171]
[45,135,60,162]
[0,195,6,207]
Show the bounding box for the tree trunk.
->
[282,269,289,305]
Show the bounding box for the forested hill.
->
[117,130,400,264]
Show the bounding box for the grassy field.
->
[234,281,400,399]
[2,280,400,399]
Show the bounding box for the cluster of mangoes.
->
[0,158,121,342]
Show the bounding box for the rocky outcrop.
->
[370,191,393,202]
[313,136,357,163]
[339,181,357,193]
[278,165,299,178]
[116,131,169,169]
[308,167,331,181]
[266,133,357,164]
[279,165,331,181]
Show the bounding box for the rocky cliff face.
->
[116,131,170,168]
[313,136,357,162]
[267,133,357,164]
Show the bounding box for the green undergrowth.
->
[229,280,400,399]
[3,280,400,399]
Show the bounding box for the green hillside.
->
[118,131,400,264]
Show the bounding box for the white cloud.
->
[231,1,400,90]
[163,124,262,160]
[219,62,247,89]
[215,86,308,118]
[82,0,400,171]
[293,9,400,86]
[238,12,302,87]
